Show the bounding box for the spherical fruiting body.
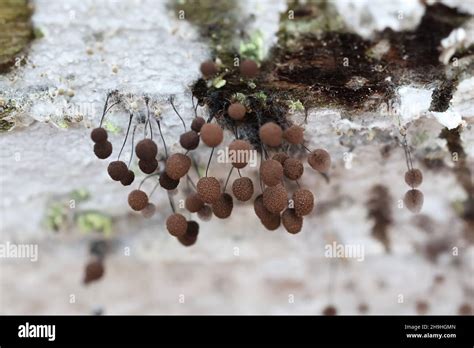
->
[228,139,252,169]
[308,149,331,173]
[108,161,128,181]
[272,152,289,165]
[200,60,218,78]
[191,117,206,132]
[185,193,205,213]
[197,176,221,204]
[84,259,104,284]
[166,213,188,237]
[228,103,246,120]
[283,158,304,180]
[283,125,304,144]
[405,168,423,188]
[120,170,135,186]
[180,130,200,150]
[138,159,158,174]
[260,159,283,186]
[232,177,254,201]
[212,193,233,219]
[259,122,283,147]
[91,127,108,143]
[159,172,180,190]
[293,189,314,216]
[178,221,199,246]
[128,190,149,211]
[282,208,303,234]
[93,141,112,159]
[135,139,158,161]
[165,153,191,180]
[404,189,424,213]
[240,59,259,78]
[200,123,223,147]
[262,184,288,214]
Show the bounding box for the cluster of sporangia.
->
[90,59,331,245]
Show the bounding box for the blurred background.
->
[0,0,473,314]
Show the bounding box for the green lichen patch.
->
[0,98,17,131]
[0,0,35,73]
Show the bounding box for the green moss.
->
[0,0,35,73]
[239,30,265,62]
[76,211,112,236]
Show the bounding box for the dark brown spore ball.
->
[197,176,221,204]
[120,170,135,186]
[178,221,200,247]
[308,149,331,173]
[200,123,223,147]
[405,168,423,188]
[197,205,213,221]
[254,194,268,220]
[416,300,429,315]
[135,139,158,161]
[232,177,254,201]
[93,141,112,159]
[83,259,104,285]
[293,189,314,216]
[128,190,149,211]
[283,125,304,145]
[180,130,200,150]
[259,122,283,147]
[159,171,180,190]
[166,213,188,237]
[228,103,246,121]
[191,117,206,132]
[91,127,108,143]
[200,60,218,78]
[212,193,233,219]
[404,189,424,213]
[458,303,473,315]
[262,184,288,214]
[282,208,303,234]
[322,305,337,316]
[260,213,281,231]
[260,159,284,186]
[272,152,289,165]
[240,59,259,78]
[228,139,252,168]
[185,192,205,213]
[107,161,128,181]
[165,153,191,180]
[139,158,158,174]
[283,158,304,180]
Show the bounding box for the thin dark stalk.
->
[169,96,186,131]
[167,191,176,213]
[138,173,160,189]
[128,124,138,168]
[206,147,215,177]
[155,119,168,159]
[186,174,197,190]
[118,113,134,160]
[223,166,234,192]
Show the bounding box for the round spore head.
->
[232,177,254,201]
[283,158,304,180]
[262,184,288,214]
[212,193,233,219]
[178,221,200,246]
[120,170,135,186]
[282,208,303,234]
[180,130,200,150]
[322,305,337,316]
[259,122,283,147]
[83,259,104,285]
[200,123,223,147]
[197,205,213,221]
[228,139,252,168]
[185,192,205,213]
[293,189,314,216]
[283,125,304,144]
[197,176,221,204]
[308,149,331,173]
[91,127,108,143]
[128,190,149,211]
[191,117,206,132]
[135,139,158,161]
[166,213,188,237]
[240,59,259,78]
[159,171,180,190]
[141,203,156,218]
[107,161,128,181]
[93,141,112,159]
[260,159,283,186]
[165,153,191,180]
[138,158,158,174]
[405,168,423,188]
[200,60,218,78]
[228,103,246,120]
[404,189,424,213]
[272,152,289,165]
